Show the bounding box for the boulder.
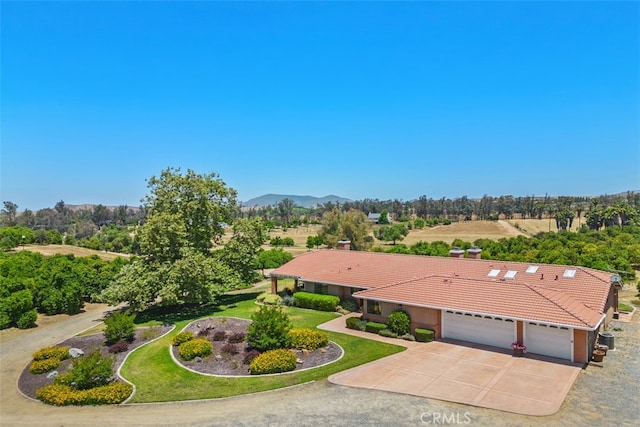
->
[69,348,84,358]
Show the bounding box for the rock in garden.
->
[296,358,303,364]
[194,356,202,363]
[46,371,59,379]
[69,348,84,358]
[215,354,223,361]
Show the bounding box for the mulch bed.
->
[173,317,342,376]
[18,325,173,399]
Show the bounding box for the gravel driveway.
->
[1,305,638,427]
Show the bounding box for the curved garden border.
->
[170,317,344,378]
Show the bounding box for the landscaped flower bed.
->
[18,325,172,401]
[172,317,342,376]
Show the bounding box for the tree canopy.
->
[101,168,255,311]
[320,208,371,251]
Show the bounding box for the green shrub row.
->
[364,321,387,334]
[178,338,213,361]
[249,349,297,375]
[415,328,435,342]
[293,291,340,312]
[172,331,194,346]
[32,346,70,362]
[30,357,63,374]
[36,382,133,406]
[288,328,328,350]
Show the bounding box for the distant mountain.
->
[242,194,352,208]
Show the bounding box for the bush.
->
[282,295,295,307]
[32,346,70,362]
[339,298,359,313]
[172,331,194,346]
[107,340,129,354]
[243,349,260,365]
[55,351,114,390]
[140,325,161,341]
[221,343,239,355]
[415,328,435,343]
[228,332,246,344]
[289,328,329,350]
[249,349,297,375]
[197,329,210,337]
[365,321,387,334]
[104,310,135,344]
[256,248,293,269]
[30,357,63,374]
[293,291,340,312]
[401,333,416,341]
[178,338,213,361]
[212,330,227,341]
[387,310,411,335]
[16,309,38,329]
[36,382,133,406]
[257,293,282,306]
[378,329,398,338]
[246,306,292,352]
[346,316,365,330]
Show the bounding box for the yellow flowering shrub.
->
[249,349,297,375]
[30,357,63,374]
[172,331,194,346]
[36,382,133,406]
[32,346,70,362]
[288,328,328,350]
[178,338,213,361]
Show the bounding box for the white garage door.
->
[442,311,515,350]
[525,323,573,360]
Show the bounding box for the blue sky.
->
[2,1,638,210]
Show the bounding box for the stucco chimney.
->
[467,246,482,259]
[337,240,351,251]
[449,247,464,258]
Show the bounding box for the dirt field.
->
[262,220,526,255]
[506,217,583,235]
[14,244,130,261]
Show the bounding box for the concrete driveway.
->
[321,316,582,416]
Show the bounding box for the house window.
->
[367,300,381,315]
[314,283,328,295]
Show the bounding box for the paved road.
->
[1,305,638,427]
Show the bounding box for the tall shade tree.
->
[1,202,18,227]
[102,168,240,311]
[320,208,371,251]
[139,167,237,261]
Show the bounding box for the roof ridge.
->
[525,283,599,327]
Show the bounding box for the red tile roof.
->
[271,250,613,329]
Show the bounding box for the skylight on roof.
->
[504,270,518,279]
[487,269,501,278]
[563,269,577,278]
[526,266,539,274]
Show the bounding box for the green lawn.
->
[120,292,404,403]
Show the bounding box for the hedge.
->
[364,321,387,334]
[178,338,213,361]
[378,329,398,338]
[415,328,435,343]
[293,291,340,312]
[30,357,63,374]
[32,346,70,362]
[172,331,194,346]
[346,316,365,331]
[257,293,283,306]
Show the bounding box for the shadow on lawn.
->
[133,291,262,325]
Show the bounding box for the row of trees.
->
[374,226,640,279]
[0,251,130,329]
[237,193,640,229]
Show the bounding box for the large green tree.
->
[320,208,371,251]
[374,223,409,245]
[102,168,240,311]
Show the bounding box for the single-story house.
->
[270,247,622,364]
